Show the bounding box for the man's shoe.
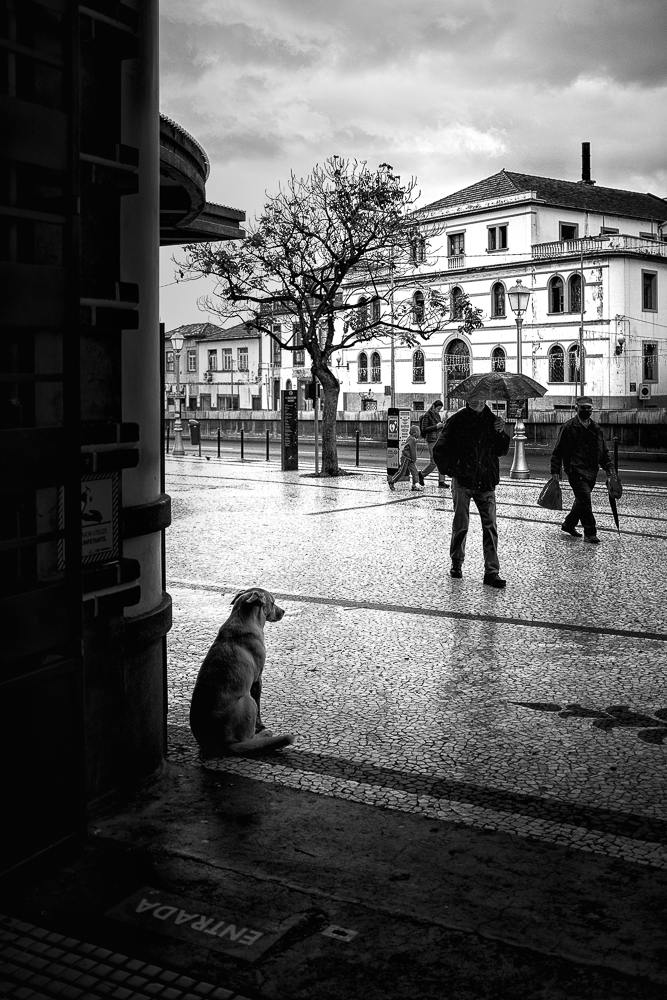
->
[483,573,506,588]
[388,480,395,491]
[583,534,600,544]
[411,484,423,491]
[418,472,425,486]
[560,523,582,537]
[450,566,463,578]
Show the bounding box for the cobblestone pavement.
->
[165,456,667,871]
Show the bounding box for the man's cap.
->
[577,396,593,407]
[432,399,443,407]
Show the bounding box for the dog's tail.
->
[228,733,295,756]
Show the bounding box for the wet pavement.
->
[166,456,667,871]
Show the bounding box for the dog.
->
[189,587,295,756]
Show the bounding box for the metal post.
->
[172,349,185,456]
[266,428,270,461]
[240,427,244,461]
[313,393,319,474]
[579,245,585,396]
[510,315,529,479]
[613,436,618,471]
[355,429,360,467]
[165,420,170,454]
[198,436,201,459]
[389,253,396,407]
[217,427,220,458]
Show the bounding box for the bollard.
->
[355,430,360,467]
[217,427,221,458]
[266,429,270,461]
[165,422,170,454]
[613,436,619,471]
[240,428,244,461]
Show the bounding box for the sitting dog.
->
[189,587,295,756]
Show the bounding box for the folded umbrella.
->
[607,472,622,536]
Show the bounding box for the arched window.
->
[413,290,425,324]
[370,351,381,382]
[357,296,368,326]
[412,349,425,382]
[548,345,564,382]
[445,339,471,381]
[286,379,293,391]
[451,286,464,319]
[358,351,368,382]
[568,344,584,384]
[371,297,381,324]
[491,282,505,318]
[491,347,506,372]
[568,273,582,314]
[549,276,564,313]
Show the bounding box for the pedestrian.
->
[388,424,423,492]
[418,400,448,489]
[433,399,510,587]
[550,396,615,544]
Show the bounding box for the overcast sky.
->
[158,0,667,329]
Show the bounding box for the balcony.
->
[447,254,465,270]
[532,234,667,260]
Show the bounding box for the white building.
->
[339,163,667,413]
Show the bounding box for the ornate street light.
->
[171,332,185,456]
[507,279,531,479]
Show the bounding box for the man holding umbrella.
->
[434,398,511,588]
[550,396,616,544]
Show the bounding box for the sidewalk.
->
[2,458,667,1000]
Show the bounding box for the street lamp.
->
[507,279,531,479]
[171,333,185,456]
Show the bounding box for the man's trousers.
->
[450,479,500,575]
[563,472,598,537]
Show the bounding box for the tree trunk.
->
[314,363,340,475]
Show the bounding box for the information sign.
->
[386,407,412,474]
[281,389,298,470]
[507,398,527,420]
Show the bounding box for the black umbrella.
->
[447,371,548,402]
[607,474,622,535]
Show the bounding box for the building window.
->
[412,349,425,383]
[642,271,657,311]
[218,394,239,410]
[166,351,174,373]
[448,232,465,257]
[639,231,658,243]
[548,345,565,382]
[491,347,506,372]
[357,296,368,326]
[238,347,248,371]
[567,344,584,384]
[207,349,218,371]
[487,225,508,251]
[600,227,619,235]
[643,342,658,381]
[187,349,196,372]
[370,351,381,382]
[292,321,305,365]
[559,223,579,241]
[413,290,425,323]
[444,339,471,384]
[549,276,564,313]
[568,273,582,314]
[221,348,232,370]
[371,297,381,324]
[491,282,505,318]
[451,285,464,319]
[358,351,368,383]
[271,331,282,365]
[199,393,211,410]
[187,396,198,410]
[410,235,426,264]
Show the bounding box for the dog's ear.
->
[231,589,267,610]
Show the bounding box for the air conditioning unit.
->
[203,370,213,383]
[638,383,651,400]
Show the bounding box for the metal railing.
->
[533,234,667,259]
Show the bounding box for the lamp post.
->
[171,333,185,456]
[507,279,531,479]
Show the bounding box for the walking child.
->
[388,424,423,491]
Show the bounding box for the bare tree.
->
[178,157,482,476]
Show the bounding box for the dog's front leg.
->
[250,677,267,734]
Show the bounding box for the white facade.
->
[338,171,667,412]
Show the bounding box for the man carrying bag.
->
[550,396,616,544]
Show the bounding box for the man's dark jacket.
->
[433,404,510,490]
[420,404,443,443]
[550,417,612,480]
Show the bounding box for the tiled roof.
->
[165,321,259,342]
[423,169,667,222]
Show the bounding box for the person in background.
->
[433,399,510,587]
[550,395,615,544]
[388,424,423,492]
[418,399,448,489]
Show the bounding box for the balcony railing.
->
[533,234,667,260]
[447,254,465,269]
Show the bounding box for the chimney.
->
[581,142,595,185]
